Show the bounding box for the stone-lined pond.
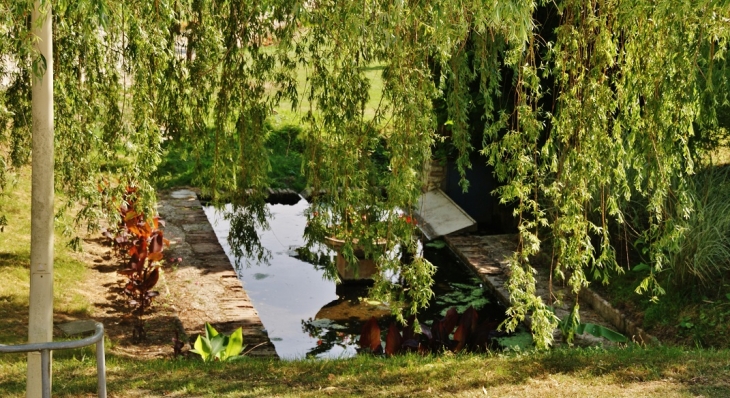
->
[204,199,514,359]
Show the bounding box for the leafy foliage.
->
[556,304,628,344]
[2,0,730,348]
[190,322,245,362]
[662,166,730,287]
[435,277,491,315]
[102,184,169,341]
[575,323,628,344]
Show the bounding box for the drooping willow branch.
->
[1,0,728,348]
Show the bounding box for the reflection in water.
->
[205,200,355,359]
[204,199,508,359]
[224,201,271,264]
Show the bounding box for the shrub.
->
[666,166,730,289]
[102,184,170,341]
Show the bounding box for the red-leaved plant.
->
[358,306,504,356]
[102,185,171,341]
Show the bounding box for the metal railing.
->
[0,322,106,398]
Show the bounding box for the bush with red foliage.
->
[102,185,172,341]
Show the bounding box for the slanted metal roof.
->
[415,189,477,240]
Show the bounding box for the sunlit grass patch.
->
[0,166,89,344]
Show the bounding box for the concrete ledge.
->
[579,288,659,346]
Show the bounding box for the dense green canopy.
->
[1,0,729,348]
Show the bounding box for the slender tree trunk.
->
[27,1,54,397]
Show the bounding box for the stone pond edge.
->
[443,234,659,347]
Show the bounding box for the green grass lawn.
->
[1,345,730,397]
[273,62,386,127]
[0,167,90,345]
[154,55,386,192]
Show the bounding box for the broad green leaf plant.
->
[2,1,729,348]
[190,322,245,362]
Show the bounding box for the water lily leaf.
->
[425,240,447,249]
[307,319,349,330]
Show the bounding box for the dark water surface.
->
[204,200,508,359]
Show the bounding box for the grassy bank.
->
[1,345,730,397]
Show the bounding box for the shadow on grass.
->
[1,347,729,397]
[0,252,29,269]
[114,349,725,396]
[0,347,720,398]
[0,299,29,344]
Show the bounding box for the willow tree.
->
[2,1,729,349]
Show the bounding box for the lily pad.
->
[307,318,348,330]
[496,331,533,351]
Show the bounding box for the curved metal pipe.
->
[0,322,106,398]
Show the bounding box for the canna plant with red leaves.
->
[102,185,171,341]
[360,306,506,356]
[358,317,384,355]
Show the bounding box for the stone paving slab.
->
[57,320,98,336]
[444,233,657,346]
[157,189,278,358]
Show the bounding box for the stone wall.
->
[422,159,446,192]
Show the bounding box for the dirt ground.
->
[64,235,186,359]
